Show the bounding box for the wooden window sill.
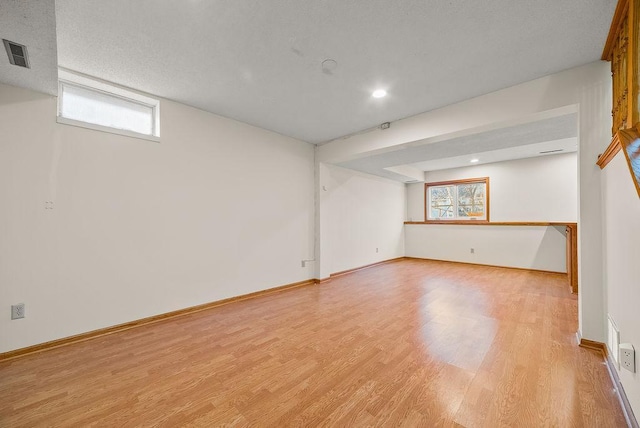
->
[404,221,577,227]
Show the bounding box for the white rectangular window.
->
[57,69,160,141]
[426,178,489,222]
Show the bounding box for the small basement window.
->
[425,177,489,222]
[57,69,160,141]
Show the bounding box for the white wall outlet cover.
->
[11,303,25,320]
[619,343,636,373]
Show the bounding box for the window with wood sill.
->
[424,177,490,223]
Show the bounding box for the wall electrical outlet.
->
[470,248,475,254]
[11,303,25,320]
[376,248,379,253]
[620,343,636,373]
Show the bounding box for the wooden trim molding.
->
[603,0,630,60]
[424,177,490,224]
[579,338,639,428]
[566,224,578,294]
[329,257,406,278]
[422,177,490,187]
[0,256,408,361]
[597,135,623,169]
[403,256,566,275]
[404,221,576,227]
[407,220,490,225]
[0,278,317,362]
[579,338,609,358]
[404,223,578,293]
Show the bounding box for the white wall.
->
[602,153,640,415]
[405,154,576,272]
[318,163,405,278]
[0,83,315,353]
[0,60,616,355]
[407,153,578,222]
[319,61,611,342]
[406,224,568,272]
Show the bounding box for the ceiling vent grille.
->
[539,149,563,154]
[3,39,30,68]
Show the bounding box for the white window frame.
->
[57,69,160,142]
[425,177,490,222]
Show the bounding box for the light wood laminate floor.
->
[0,259,626,427]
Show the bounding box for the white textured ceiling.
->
[338,112,578,181]
[54,0,615,143]
[408,138,577,172]
[0,0,57,95]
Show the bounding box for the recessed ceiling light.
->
[372,89,387,98]
[470,159,479,163]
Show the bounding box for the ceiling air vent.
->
[3,39,30,68]
[539,149,563,154]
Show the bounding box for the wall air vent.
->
[539,149,563,154]
[3,39,30,68]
